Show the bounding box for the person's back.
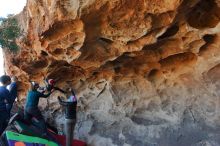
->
[0,75,11,135]
[8,76,18,102]
[0,86,10,111]
[7,76,18,116]
[58,88,77,146]
[25,90,45,109]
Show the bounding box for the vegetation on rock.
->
[0,15,22,52]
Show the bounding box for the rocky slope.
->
[4,0,220,145]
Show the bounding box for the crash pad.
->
[5,131,59,146]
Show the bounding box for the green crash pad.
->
[6,131,59,146]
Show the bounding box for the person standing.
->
[0,75,11,135]
[58,88,77,146]
[7,76,18,117]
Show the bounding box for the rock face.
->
[4,0,220,145]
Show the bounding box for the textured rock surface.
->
[4,0,220,145]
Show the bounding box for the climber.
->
[58,88,77,146]
[43,78,66,94]
[0,75,11,135]
[7,76,18,117]
[24,81,52,135]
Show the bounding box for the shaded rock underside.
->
[4,0,220,145]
